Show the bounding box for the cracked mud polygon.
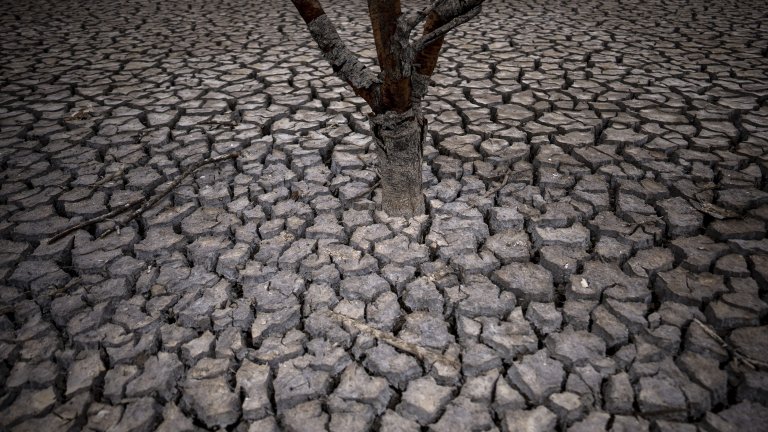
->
[1,0,767,431]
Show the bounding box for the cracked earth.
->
[1,0,768,431]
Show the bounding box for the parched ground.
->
[1,0,767,430]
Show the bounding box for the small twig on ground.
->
[97,151,240,239]
[91,164,127,190]
[47,201,143,244]
[692,318,768,370]
[65,106,94,121]
[482,171,510,198]
[689,199,739,220]
[48,151,240,244]
[50,277,82,298]
[198,120,239,129]
[626,219,663,237]
[198,112,242,130]
[328,310,459,369]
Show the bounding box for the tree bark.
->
[368,0,411,113]
[291,0,382,110]
[370,110,426,217]
[367,0,424,217]
[413,1,483,77]
[413,11,445,79]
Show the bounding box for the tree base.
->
[370,110,426,218]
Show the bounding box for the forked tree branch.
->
[397,0,445,37]
[292,0,485,108]
[368,0,412,113]
[412,0,485,99]
[291,0,382,110]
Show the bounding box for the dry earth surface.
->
[1,0,768,431]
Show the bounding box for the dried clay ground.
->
[1,0,767,431]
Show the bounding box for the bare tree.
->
[291,0,484,217]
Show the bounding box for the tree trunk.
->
[291,0,485,218]
[368,0,423,218]
[370,110,426,218]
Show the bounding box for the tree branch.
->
[412,0,485,92]
[397,0,446,37]
[692,318,768,370]
[97,151,240,240]
[48,151,240,244]
[328,310,459,369]
[368,0,411,113]
[47,200,141,244]
[414,5,482,53]
[291,0,381,110]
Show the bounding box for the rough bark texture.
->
[307,16,381,106]
[413,0,484,79]
[292,0,382,110]
[368,0,411,113]
[292,0,485,218]
[370,111,426,217]
[413,12,446,79]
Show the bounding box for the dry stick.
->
[48,151,239,244]
[97,151,240,239]
[689,199,738,220]
[48,200,143,244]
[91,164,126,190]
[328,310,460,369]
[65,106,94,122]
[692,318,768,370]
[483,171,510,198]
[197,119,239,129]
